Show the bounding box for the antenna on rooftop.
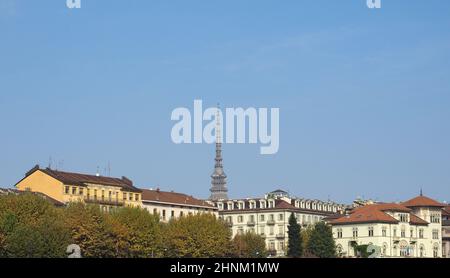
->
[48,156,53,169]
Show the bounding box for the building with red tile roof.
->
[329,194,444,258]
[141,188,217,222]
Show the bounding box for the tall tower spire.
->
[209,104,228,201]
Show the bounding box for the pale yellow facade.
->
[15,169,142,210]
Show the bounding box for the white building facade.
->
[329,195,444,258]
[141,188,218,222]
[212,190,348,256]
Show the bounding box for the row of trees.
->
[0,193,336,258]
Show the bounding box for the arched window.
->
[433,244,439,258]
[382,243,388,257]
[419,245,425,257]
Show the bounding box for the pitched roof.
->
[275,199,296,209]
[402,195,445,208]
[17,165,141,192]
[330,203,428,226]
[141,188,215,209]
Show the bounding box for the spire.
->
[209,103,228,201]
[420,187,423,196]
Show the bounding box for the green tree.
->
[63,203,119,258]
[0,193,70,258]
[164,214,232,258]
[287,213,302,257]
[301,224,314,251]
[307,222,336,258]
[232,232,267,258]
[110,206,163,257]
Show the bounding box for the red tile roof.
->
[402,195,445,208]
[330,202,428,226]
[141,188,215,209]
[275,199,296,209]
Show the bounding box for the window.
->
[269,241,275,251]
[368,227,374,237]
[419,229,424,239]
[238,216,243,223]
[269,226,274,236]
[278,214,283,221]
[431,213,440,223]
[101,190,105,201]
[94,189,97,200]
[249,215,255,223]
[153,208,157,215]
[337,228,343,238]
[180,211,184,217]
[65,186,70,194]
[279,241,285,251]
[260,215,265,222]
[399,213,408,222]
[352,228,358,238]
[401,228,406,238]
[393,228,397,237]
[171,210,175,218]
[410,229,414,238]
[79,188,84,195]
[433,245,439,258]
[269,214,274,221]
[432,229,439,240]
[108,191,112,200]
[135,194,139,201]
[123,192,127,201]
[162,210,166,221]
[72,187,77,195]
[129,193,132,201]
[382,227,387,237]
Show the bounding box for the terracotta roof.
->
[402,195,445,208]
[275,199,296,209]
[141,188,215,209]
[409,213,429,226]
[18,165,141,193]
[330,203,428,226]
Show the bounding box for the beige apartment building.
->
[329,195,444,258]
[15,165,143,211]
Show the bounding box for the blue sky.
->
[1,0,450,203]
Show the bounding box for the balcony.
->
[267,220,275,225]
[225,221,233,227]
[84,196,125,206]
[247,220,256,226]
[276,233,285,239]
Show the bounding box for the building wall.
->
[142,202,218,222]
[332,209,442,258]
[219,210,326,256]
[16,170,142,210]
[16,170,64,201]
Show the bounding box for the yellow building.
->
[15,165,142,211]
